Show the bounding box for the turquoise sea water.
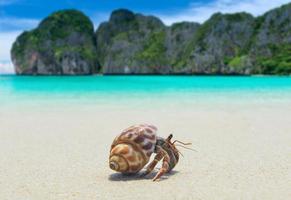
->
[1,75,291,107]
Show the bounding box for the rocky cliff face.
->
[250,3,291,74]
[181,12,255,74]
[95,3,290,75]
[11,3,291,75]
[96,10,201,74]
[96,9,169,74]
[11,10,98,75]
[165,22,200,73]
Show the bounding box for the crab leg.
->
[143,146,164,175]
[153,150,170,181]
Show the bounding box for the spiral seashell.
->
[109,124,157,173]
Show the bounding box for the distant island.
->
[11,3,291,75]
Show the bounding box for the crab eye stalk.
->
[167,134,173,142]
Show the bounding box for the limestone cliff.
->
[11,10,98,75]
[10,3,291,75]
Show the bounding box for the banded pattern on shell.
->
[109,124,157,173]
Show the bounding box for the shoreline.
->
[1,73,291,77]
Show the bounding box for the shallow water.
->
[1,75,291,107]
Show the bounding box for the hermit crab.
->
[109,124,192,181]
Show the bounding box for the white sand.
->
[0,102,290,200]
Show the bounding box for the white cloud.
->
[0,17,38,74]
[0,31,21,74]
[0,60,14,74]
[157,0,291,25]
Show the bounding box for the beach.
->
[0,76,290,200]
[0,102,290,200]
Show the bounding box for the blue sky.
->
[0,0,290,73]
[0,0,212,31]
[1,0,197,19]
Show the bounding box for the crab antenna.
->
[173,140,192,145]
[175,144,197,152]
[177,149,184,157]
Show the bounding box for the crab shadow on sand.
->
[108,169,179,181]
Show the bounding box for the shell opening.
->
[109,161,119,171]
[109,154,128,172]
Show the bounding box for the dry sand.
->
[0,102,290,200]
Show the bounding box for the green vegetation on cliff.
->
[11,9,98,75]
[259,45,291,74]
[135,31,167,65]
